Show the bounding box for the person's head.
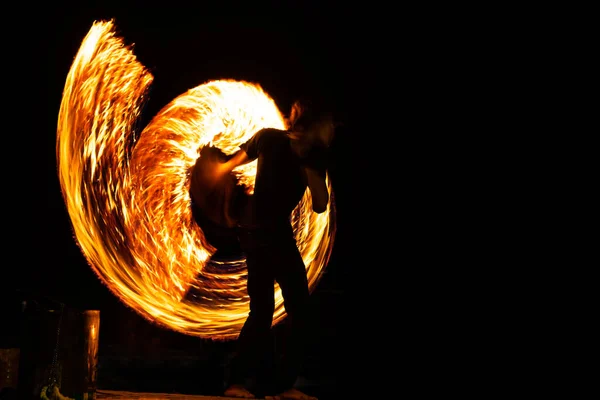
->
[304,112,335,150]
[288,101,335,150]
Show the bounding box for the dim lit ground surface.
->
[97,390,264,399]
[94,337,337,400]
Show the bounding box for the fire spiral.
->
[56,20,336,340]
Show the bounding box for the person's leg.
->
[271,238,314,397]
[225,243,276,397]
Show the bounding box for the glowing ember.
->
[56,19,336,340]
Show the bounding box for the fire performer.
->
[189,102,335,400]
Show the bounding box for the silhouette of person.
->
[189,101,335,400]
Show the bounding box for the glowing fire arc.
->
[56,19,336,340]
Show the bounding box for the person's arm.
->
[200,148,250,192]
[224,148,250,172]
[305,167,329,213]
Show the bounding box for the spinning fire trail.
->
[56,20,336,340]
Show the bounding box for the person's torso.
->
[241,128,307,229]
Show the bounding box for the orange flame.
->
[56,20,336,340]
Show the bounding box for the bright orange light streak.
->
[56,20,336,340]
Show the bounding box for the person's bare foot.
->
[265,388,318,400]
[224,384,256,398]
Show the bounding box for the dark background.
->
[0,1,521,398]
[1,2,380,399]
[2,2,502,398]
